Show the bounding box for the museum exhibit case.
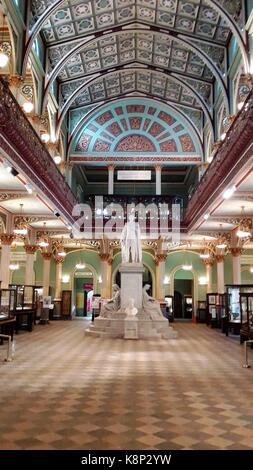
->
[0,288,16,341]
[9,285,43,332]
[206,293,226,329]
[225,285,253,336]
[240,292,253,343]
[61,290,72,319]
[184,296,193,319]
[196,301,207,323]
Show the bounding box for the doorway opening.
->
[174,270,193,320]
[74,270,93,317]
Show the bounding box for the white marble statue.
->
[100,284,120,317]
[125,298,138,318]
[142,284,165,321]
[120,213,142,263]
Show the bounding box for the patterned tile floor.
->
[0,320,253,450]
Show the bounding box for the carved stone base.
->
[85,310,178,340]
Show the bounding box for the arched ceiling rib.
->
[56,67,213,138]
[23,0,249,76]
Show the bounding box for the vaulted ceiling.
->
[26,0,246,149]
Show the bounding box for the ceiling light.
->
[207,156,213,163]
[182,264,192,271]
[250,267,253,273]
[76,263,86,269]
[199,253,210,259]
[237,228,251,238]
[67,225,72,231]
[222,185,236,199]
[39,240,49,248]
[0,51,9,68]
[216,242,227,249]
[25,183,33,194]
[236,207,251,238]
[220,132,226,141]
[13,204,28,235]
[9,263,19,271]
[54,155,62,165]
[204,213,209,220]
[23,101,34,113]
[41,131,50,143]
[238,102,244,111]
[58,250,66,257]
[13,227,28,235]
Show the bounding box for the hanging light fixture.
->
[13,204,28,236]
[0,14,10,68]
[9,263,19,271]
[216,225,227,249]
[236,206,251,238]
[54,155,62,165]
[38,222,49,248]
[23,101,34,114]
[76,262,86,269]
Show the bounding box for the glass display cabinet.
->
[196,301,207,323]
[225,285,253,336]
[0,288,15,320]
[61,290,72,319]
[206,293,226,328]
[240,292,253,343]
[184,296,193,319]
[9,285,43,332]
[0,288,16,341]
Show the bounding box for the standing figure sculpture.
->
[120,213,142,263]
[142,284,165,321]
[100,284,120,317]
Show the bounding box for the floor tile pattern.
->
[0,320,253,450]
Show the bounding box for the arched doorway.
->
[74,269,94,317]
[171,268,196,320]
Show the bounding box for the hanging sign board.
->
[117,170,151,181]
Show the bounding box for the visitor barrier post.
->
[242,340,253,368]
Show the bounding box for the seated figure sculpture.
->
[142,284,165,321]
[100,284,120,317]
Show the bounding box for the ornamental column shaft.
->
[24,245,37,285]
[54,256,64,301]
[204,261,213,293]
[108,165,114,195]
[155,254,166,300]
[0,234,15,288]
[100,254,112,298]
[155,165,162,196]
[231,248,242,284]
[216,255,225,294]
[42,252,52,297]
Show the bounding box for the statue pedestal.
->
[124,317,138,339]
[119,263,144,309]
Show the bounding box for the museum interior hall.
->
[1,0,253,451]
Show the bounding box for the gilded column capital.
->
[230,247,243,257]
[0,234,15,245]
[155,254,167,265]
[215,254,224,263]
[203,259,213,266]
[24,244,37,254]
[42,252,52,261]
[8,75,24,88]
[55,255,65,264]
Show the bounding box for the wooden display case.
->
[61,290,72,319]
[196,301,207,323]
[0,288,16,341]
[240,293,253,343]
[225,285,253,336]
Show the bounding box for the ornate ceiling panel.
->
[48,31,216,82]
[70,97,203,160]
[60,69,204,111]
[31,0,242,46]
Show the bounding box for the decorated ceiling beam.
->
[22,1,249,77]
[42,27,228,113]
[56,67,213,139]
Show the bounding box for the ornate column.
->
[155,254,166,300]
[54,256,64,301]
[155,165,162,196]
[204,259,213,293]
[66,162,73,188]
[231,247,242,284]
[24,245,37,285]
[100,254,112,298]
[216,255,225,294]
[0,234,15,288]
[108,165,114,195]
[42,252,52,296]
